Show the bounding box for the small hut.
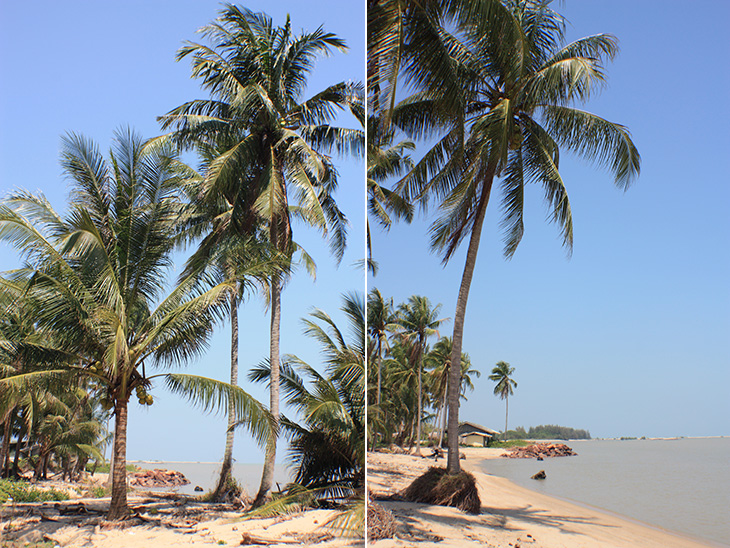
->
[458,421,500,447]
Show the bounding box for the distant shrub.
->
[0,479,70,503]
[506,425,591,440]
[487,439,528,449]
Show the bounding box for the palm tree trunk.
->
[376,339,382,406]
[213,293,239,501]
[1,412,12,477]
[438,388,448,448]
[415,352,422,456]
[253,276,281,508]
[447,174,494,474]
[504,394,509,442]
[108,398,129,520]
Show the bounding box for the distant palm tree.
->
[0,129,273,519]
[397,296,445,455]
[489,361,517,442]
[425,336,479,447]
[160,6,359,506]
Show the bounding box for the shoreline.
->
[368,448,719,547]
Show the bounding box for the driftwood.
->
[501,443,576,459]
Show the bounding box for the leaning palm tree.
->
[0,129,274,519]
[489,361,517,442]
[396,296,445,455]
[390,0,640,473]
[159,6,359,506]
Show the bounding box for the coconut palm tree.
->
[159,6,359,506]
[396,296,445,455]
[0,129,274,519]
[489,361,517,441]
[388,0,640,473]
[425,336,479,447]
[366,115,414,274]
[172,143,285,502]
[248,293,364,535]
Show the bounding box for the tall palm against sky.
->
[159,5,360,506]
[489,361,517,441]
[173,141,283,502]
[0,129,272,519]
[380,0,640,473]
[397,296,445,456]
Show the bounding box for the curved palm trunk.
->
[213,294,239,500]
[253,276,281,507]
[376,339,382,407]
[108,398,129,520]
[447,176,494,474]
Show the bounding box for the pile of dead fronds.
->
[367,500,397,541]
[403,467,480,514]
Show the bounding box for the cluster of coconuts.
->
[87,361,102,374]
[99,396,114,411]
[136,385,154,406]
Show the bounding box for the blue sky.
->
[369,0,730,439]
[0,0,365,464]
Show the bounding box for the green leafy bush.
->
[0,479,70,502]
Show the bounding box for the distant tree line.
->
[506,425,591,440]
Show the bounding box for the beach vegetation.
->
[507,425,591,440]
[160,5,361,508]
[489,361,517,441]
[249,293,364,535]
[0,128,275,519]
[0,479,69,503]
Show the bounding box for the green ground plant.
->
[0,479,70,503]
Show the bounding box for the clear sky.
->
[369,0,730,439]
[0,0,365,464]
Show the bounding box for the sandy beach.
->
[0,473,363,547]
[367,447,716,547]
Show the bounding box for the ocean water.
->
[478,437,730,547]
[129,461,292,497]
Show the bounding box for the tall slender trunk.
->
[376,339,382,406]
[415,351,422,456]
[447,174,494,474]
[108,398,129,520]
[253,276,281,507]
[504,395,509,442]
[213,293,239,500]
[1,411,12,477]
[438,388,448,448]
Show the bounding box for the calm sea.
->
[478,437,730,547]
[129,461,292,497]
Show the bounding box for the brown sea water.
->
[479,437,730,547]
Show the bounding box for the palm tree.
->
[0,129,273,519]
[388,0,640,473]
[249,293,365,535]
[173,145,284,502]
[489,361,517,441]
[425,336,479,447]
[397,296,445,455]
[159,6,359,506]
[366,115,414,273]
